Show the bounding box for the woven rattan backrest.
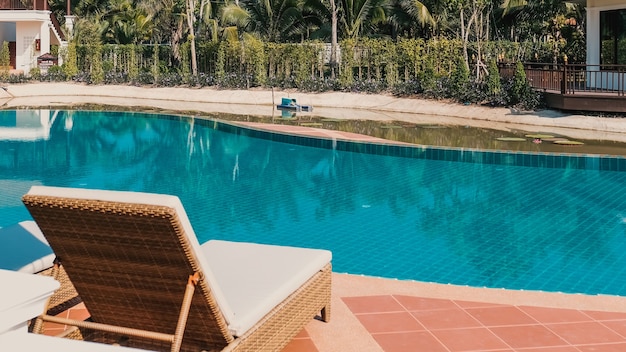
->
[22,192,234,351]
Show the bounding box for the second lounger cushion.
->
[0,221,54,273]
[200,240,332,336]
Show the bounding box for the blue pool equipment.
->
[276,97,313,112]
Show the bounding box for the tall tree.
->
[330,0,338,76]
[185,0,198,75]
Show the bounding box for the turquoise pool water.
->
[2,109,626,296]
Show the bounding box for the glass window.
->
[600,9,626,66]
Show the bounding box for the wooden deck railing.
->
[501,62,626,96]
[0,0,48,10]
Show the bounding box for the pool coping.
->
[215,119,626,172]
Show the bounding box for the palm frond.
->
[221,4,250,27]
[501,0,527,16]
[222,25,240,41]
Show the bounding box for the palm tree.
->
[137,0,187,64]
[295,0,338,74]
[107,0,154,44]
[220,3,251,41]
[500,0,525,16]
[72,0,154,44]
[73,17,108,45]
[388,0,435,38]
[240,0,307,42]
[497,0,582,42]
[338,0,390,38]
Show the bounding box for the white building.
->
[0,0,67,74]
[585,0,626,67]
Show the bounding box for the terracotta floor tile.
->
[66,307,90,321]
[355,312,424,334]
[466,306,537,326]
[453,300,505,309]
[372,331,448,352]
[393,295,457,311]
[280,338,318,352]
[583,310,626,320]
[519,306,592,324]
[294,329,310,338]
[511,347,579,352]
[489,325,568,349]
[411,307,482,330]
[577,343,626,352]
[42,325,67,336]
[546,321,626,344]
[35,274,626,352]
[431,327,510,351]
[600,319,626,337]
[342,295,405,314]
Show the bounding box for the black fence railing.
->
[501,62,626,96]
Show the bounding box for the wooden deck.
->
[543,90,626,113]
[504,63,626,113]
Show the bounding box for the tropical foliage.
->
[55,0,585,59]
[14,0,588,109]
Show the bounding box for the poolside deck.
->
[514,63,626,114]
[44,273,626,352]
[36,124,626,352]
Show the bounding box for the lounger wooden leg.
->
[171,273,199,352]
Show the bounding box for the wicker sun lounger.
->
[23,186,332,352]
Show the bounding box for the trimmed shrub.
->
[448,56,471,102]
[508,61,541,109]
[486,59,505,106]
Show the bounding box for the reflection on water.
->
[211,112,626,157]
[0,110,58,141]
[2,110,626,297]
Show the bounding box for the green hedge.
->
[14,38,548,109]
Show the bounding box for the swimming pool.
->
[3,109,626,296]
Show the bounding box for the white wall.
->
[15,21,47,72]
[39,21,49,54]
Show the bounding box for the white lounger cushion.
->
[0,221,54,274]
[25,186,332,338]
[201,240,331,336]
